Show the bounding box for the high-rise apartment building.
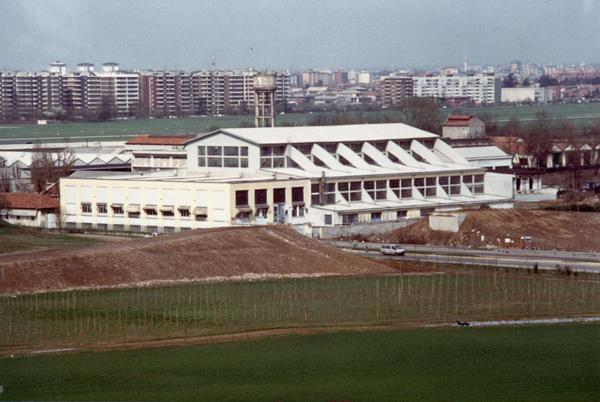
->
[378,74,414,106]
[140,71,193,116]
[191,70,289,115]
[0,64,289,120]
[413,73,501,104]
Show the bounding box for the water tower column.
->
[254,73,277,127]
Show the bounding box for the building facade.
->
[378,75,414,106]
[60,123,514,233]
[413,73,501,104]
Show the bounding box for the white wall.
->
[484,172,514,199]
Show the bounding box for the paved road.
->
[326,241,600,273]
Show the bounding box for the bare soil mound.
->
[0,226,392,295]
[378,209,600,252]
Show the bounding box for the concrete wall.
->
[310,218,421,239]
[428,213,465,233]
[484,172,514,199]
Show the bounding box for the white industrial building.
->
[501,87,553,104]
[60,123,514,234]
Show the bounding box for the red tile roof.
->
[126,134,196,146]
[489,136,528,154]
[443,115,477,126]
[0,193,59,210]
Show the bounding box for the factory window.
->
[178,207,190,217]
[337,181,361,202]
[324,214,333,225]
[97,203,107,214]
[414,178,425,196]
[273,188,286,204]
[197,146,206,167]
[397,210,408,219]
[464,174,485,194]
[322,183,335,205]
[255,189,268,206]
[235,190,249,207]
[364,180,386,200]
[311,183,321,205]
[81,203,92,214]
[130,225,141,232]
[371,212,382,222]
[144,207,158,216]
[346,143,363,158]
[440,176,461,195]
[200,145,248,168]
[97,223,108,231]
[424,177,437,197]
[113,224,125,231]
[342,214,358,225]
[161,209,174,217]
[291,187,304,204]
[261,145,285,168]
[128,212,140,219]
[111,205,124,215]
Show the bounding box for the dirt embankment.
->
[0,226,392,295]
[377,209,600,252]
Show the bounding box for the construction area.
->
[374,208,600,252]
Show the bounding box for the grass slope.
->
[0,324,598,401]
[0,226,100,254]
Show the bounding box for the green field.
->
[0,225,101,254]
[0,324,598,401]
[2,271,599,352]
[1,103,600,142]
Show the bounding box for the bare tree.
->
[396,97,442,134]
[560,120,583,190]
[524,112,554,170]
[588,121,600,176]
[30,147,74,193]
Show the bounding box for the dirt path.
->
[4,315,599,358]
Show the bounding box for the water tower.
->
[254,73,277,127]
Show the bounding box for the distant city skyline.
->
[0,0,599,71]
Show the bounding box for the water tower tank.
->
[254,73,276,90]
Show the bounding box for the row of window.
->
[66,222,191,233]
[311,175,484,205]
[234,187,305,207]
[197,145,249,168]
[80,203,207,220]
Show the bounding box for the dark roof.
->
[0,193,59,210]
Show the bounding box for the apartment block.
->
[413,73,501,104]
[378,75,414,106]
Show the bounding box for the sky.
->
[0,0,599,71]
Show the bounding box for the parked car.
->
[380,244,406,256]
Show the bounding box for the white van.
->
[380,244,406,256]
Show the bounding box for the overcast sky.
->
[0,0,599,71]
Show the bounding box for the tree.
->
[559,120,583,189]
[523,111,555,170]
[30,147,74,193]
[502,117,522,138]
[502,73,518,88]
[589,122,600,175]
[98,95,116,121]
[396,97,442,133]
[538,75,559,87]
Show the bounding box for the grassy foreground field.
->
[2,270,599,352]
[1,102,599,142]
[0,324,598,401]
